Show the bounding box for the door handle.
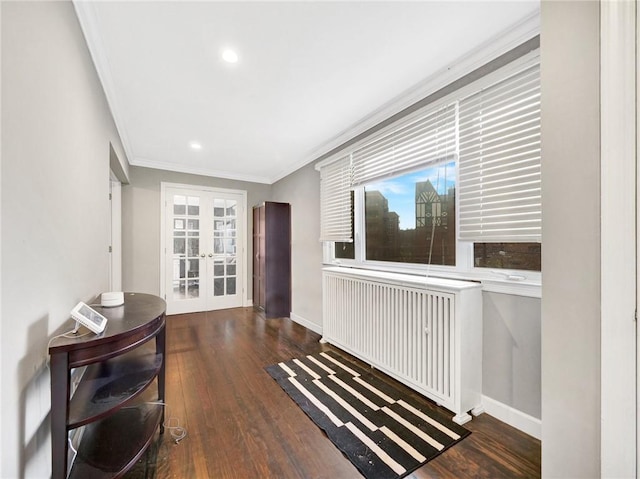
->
[200,253,206,258]
[208,253,214,258]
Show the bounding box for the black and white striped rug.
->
[265,350,470,479]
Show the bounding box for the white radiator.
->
[322,267,483,425]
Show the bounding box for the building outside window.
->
[364,164,456,266]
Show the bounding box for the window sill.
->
[480,278,541,298]
[322,265,482,294]
[323,262,541,299]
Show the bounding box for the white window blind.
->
[319,155,353,242]
[458,62,541,242]
[351,103,457,186]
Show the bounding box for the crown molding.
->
[74,2,539,186]
[270,154,321,183]
[75,0,312,186]
[301,9,540,174]
[73,1,136,169]
[130,157,272,184]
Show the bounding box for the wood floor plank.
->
[124,307,540,479]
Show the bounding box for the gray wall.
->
[272,162,323,329]
[121,166,272,298]
[1,2,128,476]
[540,1,601,477]
[483,292,541,419]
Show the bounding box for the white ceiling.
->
[74,1,539,184]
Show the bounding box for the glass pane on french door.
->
[172,194,201,301]
[212,198,237,298]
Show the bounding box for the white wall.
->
[1,2,128,477]
[540,1,601,477]
[121,166,272,298]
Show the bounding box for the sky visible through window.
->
[366,161,456,230]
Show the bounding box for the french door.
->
[161,184,246,315]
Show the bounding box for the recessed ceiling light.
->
[222,49,239,64]
[189,142,202,150]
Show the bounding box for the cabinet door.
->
[253,205,266,310]
[252,206,262,310]
[263,202,291,317]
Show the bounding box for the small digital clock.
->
[70,301,108,334]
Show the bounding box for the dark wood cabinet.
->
[48,293,166,479]
[253,202,291,318]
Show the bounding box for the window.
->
[334,191,355,259]
[458,62,541,243]
[474,242,541,271]
[317,51,541,286]
[365,164,455,265]
[319,154,352,243]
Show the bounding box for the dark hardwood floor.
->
[128,307,540,478]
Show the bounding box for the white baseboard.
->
[481,395,541,440]
[289,312,323,335]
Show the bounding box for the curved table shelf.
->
[68,351,163,428]
[49,293,167,479]
[68,403,163,479]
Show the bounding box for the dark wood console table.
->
[49,293,166,479]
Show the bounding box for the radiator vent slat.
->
[322,268,483,425]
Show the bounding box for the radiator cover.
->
[322,267,483,425]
